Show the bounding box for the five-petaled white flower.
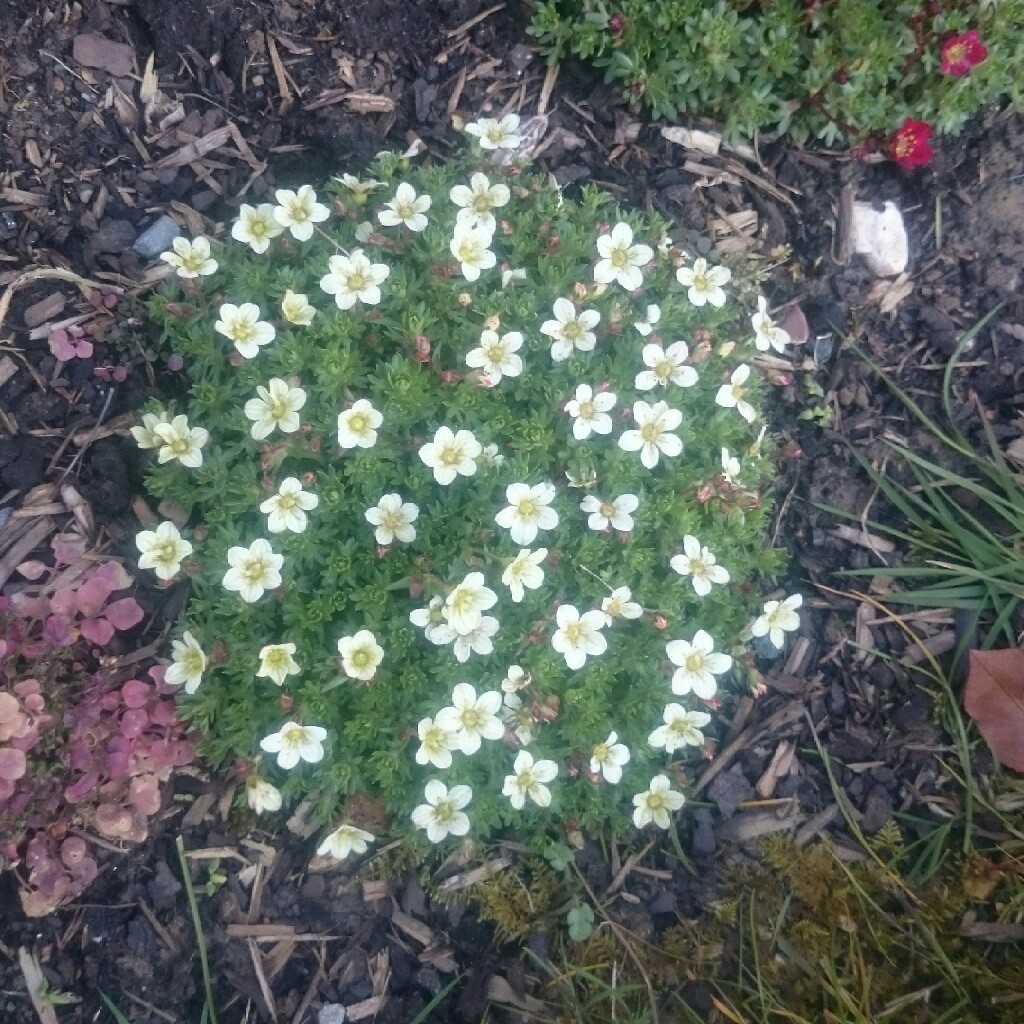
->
[633,304,661,336]
[246,776,282,814]
[365,493,419,546]
[273,185,330,241]
[601,586,643,625]
[153,414,209,468]
[231,203,284,254]
[501,548,547,603]
[721,447,741,484]
[260,721,327,769]
[503,750,558,809]
[541,298,600,362]
[715,364,757,424]
[320,249,391,309]
[450,172,510,234]
[336,173,384,199]
[215,302,276,359]
[378,182,432,232]
[551,605,607,670]
[257,643,301,686]
[317,823,375,861]
[465,113,521,150]
[565,384,616,439]
[466,330,523,384]
[165,631,207,693]
[410,596,448,644]
[502,665,531,693]
[501,693,535,745]
[160,235,217,278]
[260,477,318,534]
[419,426,481,484]
[590,731,631,783]
[751,295,791,353]
[665,629,733,699]
[223,539,283,603]
[676,257,731,308]
[245,378,307,440]
[450,224,497,281]
[635,341,699,391]
[445,616,499,663]
[670,535,730,596]
[337,399,383,449]
[338,630,385,681]
[136,521,192,580]
[130,410,171,450]
[751,594,803,649]
[443,572,498,635]
[581,493,638,533]
[281,289,316,325]
[411,780,473,843]
[594,222,653,291]
[416,716,457,769]
[648,704,712,753]
[436,683,503,755]
[632,774,686,829]
[618,400,684,469]
[495,482,559,545]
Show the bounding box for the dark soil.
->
[2,0,1022,1021]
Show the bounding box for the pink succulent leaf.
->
[105,745,132,778]
[0,778,14,804]
[65,771,101,803]
[74,338,95,358]
[0,692,21,725]
[94,560,134,592]
[48,330,76,360]
[15,560,50,581]
[51,534,87,565]
[42,615,75,647]
[0,747,27,781]
[170,740,195,766]
[95,803,133,838]
[80,616,115,647]
[49,587,78,618]
[129,774,161,815]
[148,701,177,727]
[104,597,145,631]
[60,836,88,867]
[76,575,117,617]
[70,856,98,885]
[120,708,150,738]
[121,680,150,709]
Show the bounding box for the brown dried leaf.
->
[965,649,1024,772]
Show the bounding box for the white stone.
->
[851,201,908,277]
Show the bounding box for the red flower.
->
[940,30,988,77]
[888,118,933,169]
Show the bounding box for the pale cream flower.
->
[601,586,643,625]
[160,235,217,278]
[246,776,283,814]
[416,716,457,769]
[676,257,731,308]
[466,330,523,384]
[435,683,503,755]
[317,823,375,861]
[411,780,472,843]
[215,302,276,359]
[501,548,547,603]
[648,704,712,753]
[364,493,419,545]
[541,298,600,362]
[377,182,431,232]
[715,364,757,423]
[750,594,803,649]
[618,400,684,469]
[580,494,638,533]
[721,448,741,484]
[501,665,531,693]
[441,616,499,663]
[165,631,207,694]
[337,399,383,448]
[418,426,481,485]
[632,774,685,829]
[257,643,301,686]
[633,304,661,336]
[231,203,284,254]
[259,721,327,769]
[450,224,496,281]
[495,482,559,545]
[136,521,192,580]
[670,535,730,597]
[273,185,330,241]
[153,414,209,468]
[565,384,615,439]
[443,572,498,635]
[338,629,385,681]
[589,731,631,783]
[320,249,391,309]
[450,172,510,234]
[281,290,316,325]
[665,629,733,699]
[244,379,307,440]
[502,750,558,809]
[222,539,283,603]
[551,605,607,670]
[751,296,791,353]
[464,113,521,150]
[594,222,653,291]
[260,477,318,534]
[335,173,384,199]
[410,596,448,644]
[501,693,535,745]
[635,341,699,391]
[130,410,171,449]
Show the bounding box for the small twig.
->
[176,836,220,1024]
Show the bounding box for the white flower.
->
[594,222,653,291]
[721,448,741,484]
[448,616,499,663]
[495,482,558,545]
[501,548,547,603]
[450,172,510,233]
[635,341,699,391]
[260,477,319,534]
[633,304,661,336]
[336,173,384,199]
[165,631,207,693]
[601,586,643,625]
[466,330,523,384]
[222,539,283,603]
[410,596,448,644]
[670,536,730,596]
[354,221,374,243]
[317,823,375,861]
[245,379,307,440]
[338,630,385,681]
[153,414,209,468]
[320,249,391,309]
[364,493,419,545]
[632,774,686,829]
[231,203,284,253]
[551,605,607,670]
[450,224,496,281]
[436,683,504,755]
[618,400,684,469]
[256,643,301,686]
[136,521,192,580]
[259,721,327,769]
[337,399,383,449]
[501,693,535,745]
[665,630,733,699]
[580,493,638,533]
[416,716,457,769]
[648,704,712,753]
[676,257,731,308]
[502,267,527,289]
[443,572,498,635]
[750,594,803,649]
[281,290,316,326]
[273,185,330,241]
[419,426,481,484]
[130,410,171,449]
[590,731,631,783]
[480,442,505,468]
[411,780,472,843]
[752,296,790,353]
[502,750,558,809]
[465,113,521,150]
[215,302,276,359]
[565,384,615,439]
[378,182,431,232]
[246,777,282,814]
[160,235,217,278]
[715,364,757,424]
[502,665,532,693]
[540,298,600,362]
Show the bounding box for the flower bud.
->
[279,693,294,713]
[440,370,463,385]
[457,292,472,306]
[652,614,669,631]
[412,334,431,362]
[571,281,588,301]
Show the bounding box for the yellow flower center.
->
[563,622,583,644]
[473,194,492,212]
[563,321,583,341]
[646,792,666,811]
[346,271,368,292]
[276,493,297,511]
[689,559,707,577]
[693,271,708,292]
[269,396,291,420]
[593,743,610,763]
[440,444,462,467]
[517,497,538,519]
[579,400,596,419]
[641,422,661,443]
[461,707,482,730]
[169,436,190,455]
[348,411,369,434]
[486,344,505,363]
[600,501,616,519]
[242,557,269,584]
[655,359,672,379]
[182,253,206,273]
[351,648,372,668]
[685,651,705,673]
[231,319,254,343]
[457,240,478,262]
[610,247,629,268]
[155,539,180,565]
[381,509,404,531]
[434,800,457,824]
[182,650,204,673]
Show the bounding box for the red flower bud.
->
[279,694,294,713]
[653,615,669,631]
[412,334,431,363]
